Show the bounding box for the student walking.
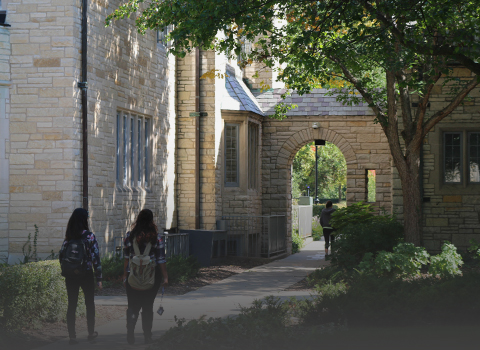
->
[123,209,168,345]
[59,208,102,345]
[320,200,336,257]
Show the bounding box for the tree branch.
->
[423,75,479,135]
[329,55,388,126]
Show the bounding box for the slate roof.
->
[221,63,374,117]
[222,64,265,116]
[254,89,375,116]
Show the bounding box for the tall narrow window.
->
[144,118,149,188]
[469,132,480,183]
[225,124,239,186]
[248,122,258,189]
[130,117,135,187]
[116,111,151,188]
[444,132,462,183]
[116,113,120,182]
[138,119,142,187]
[366,170,376,202]
[123,115,128,186]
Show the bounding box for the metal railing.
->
[221,215,286,258]
[113,232,189,259]
[162,233,189,259]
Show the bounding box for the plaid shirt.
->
[59,230,102,281]
[123,231,166,272]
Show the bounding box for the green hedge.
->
[0,260,84,330]
[301,272,480,327]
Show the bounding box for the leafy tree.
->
[292,142,346,199]
[106,1,480,245]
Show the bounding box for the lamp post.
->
[314,145,320,204]
[313,139,325,204]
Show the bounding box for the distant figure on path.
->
[123,209,168,345]
[320,201,336,256]
[59,208,102,345]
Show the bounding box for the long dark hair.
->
[129,209,158,245]
[65,208,89,241]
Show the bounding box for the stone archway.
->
[261,119,392,253]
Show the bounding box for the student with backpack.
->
[320,200,336,257]
[123,209,168,345]
[59,208,102,345]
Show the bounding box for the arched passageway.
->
[261,121,392,253]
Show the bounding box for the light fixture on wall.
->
[312,122,319,129]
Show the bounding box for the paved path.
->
[34,240,327,350]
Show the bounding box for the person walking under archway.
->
[320,200,336,257]
[59,208,102,345]
[123,209,168,345]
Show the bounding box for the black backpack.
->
[61,239,88,277]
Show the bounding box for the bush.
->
[428,242,463,278]
[329,202,375,233]
[330,217,404,270]
[0,260,84,330]
[300,271,480,327]
[312,218,323,241]
[101,253,124,287]
[292,232,305,254]
[156,296,290,350]
[358,242,464,279]
[359,243,430,277]
[167,255,201,283]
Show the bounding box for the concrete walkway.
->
[34,240,327,350]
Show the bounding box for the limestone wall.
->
[6,0,81,262]
[5,0,176,261]
[176,49,218,230]
[83,0,176,251]
[0,26,10,262]
[394,68,480,251]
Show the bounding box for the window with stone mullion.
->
[469,132,480,183]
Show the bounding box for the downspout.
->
[79,0,88,210]
[195,48,200,229]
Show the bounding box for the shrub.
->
[300,271,480,327]
[167,255,201,283]
[311,218,323,241]
[330,217,404,270]
[292,232,305,254]
[329,202,375,233]
[0,260,84,330]
[428,242,463,278]
[101,253,124,287]
[157,296,290,350]
[361,243,430,277]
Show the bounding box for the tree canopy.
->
[107,0,480,245]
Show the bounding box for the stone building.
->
[0,1,479,262]
[1,0,176,263]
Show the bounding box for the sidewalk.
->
[34,239,327,350]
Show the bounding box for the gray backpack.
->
[128,240,155,290]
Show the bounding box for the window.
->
[116,111,151,188]
[366,170,376,202]
[469,133,480,183]
[444,132,462,183]
[225,124,239,186]
[442,131,480,184]
[248,122,259,189]
[157,25,174,48]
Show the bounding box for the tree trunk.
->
[395,151,423,246]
